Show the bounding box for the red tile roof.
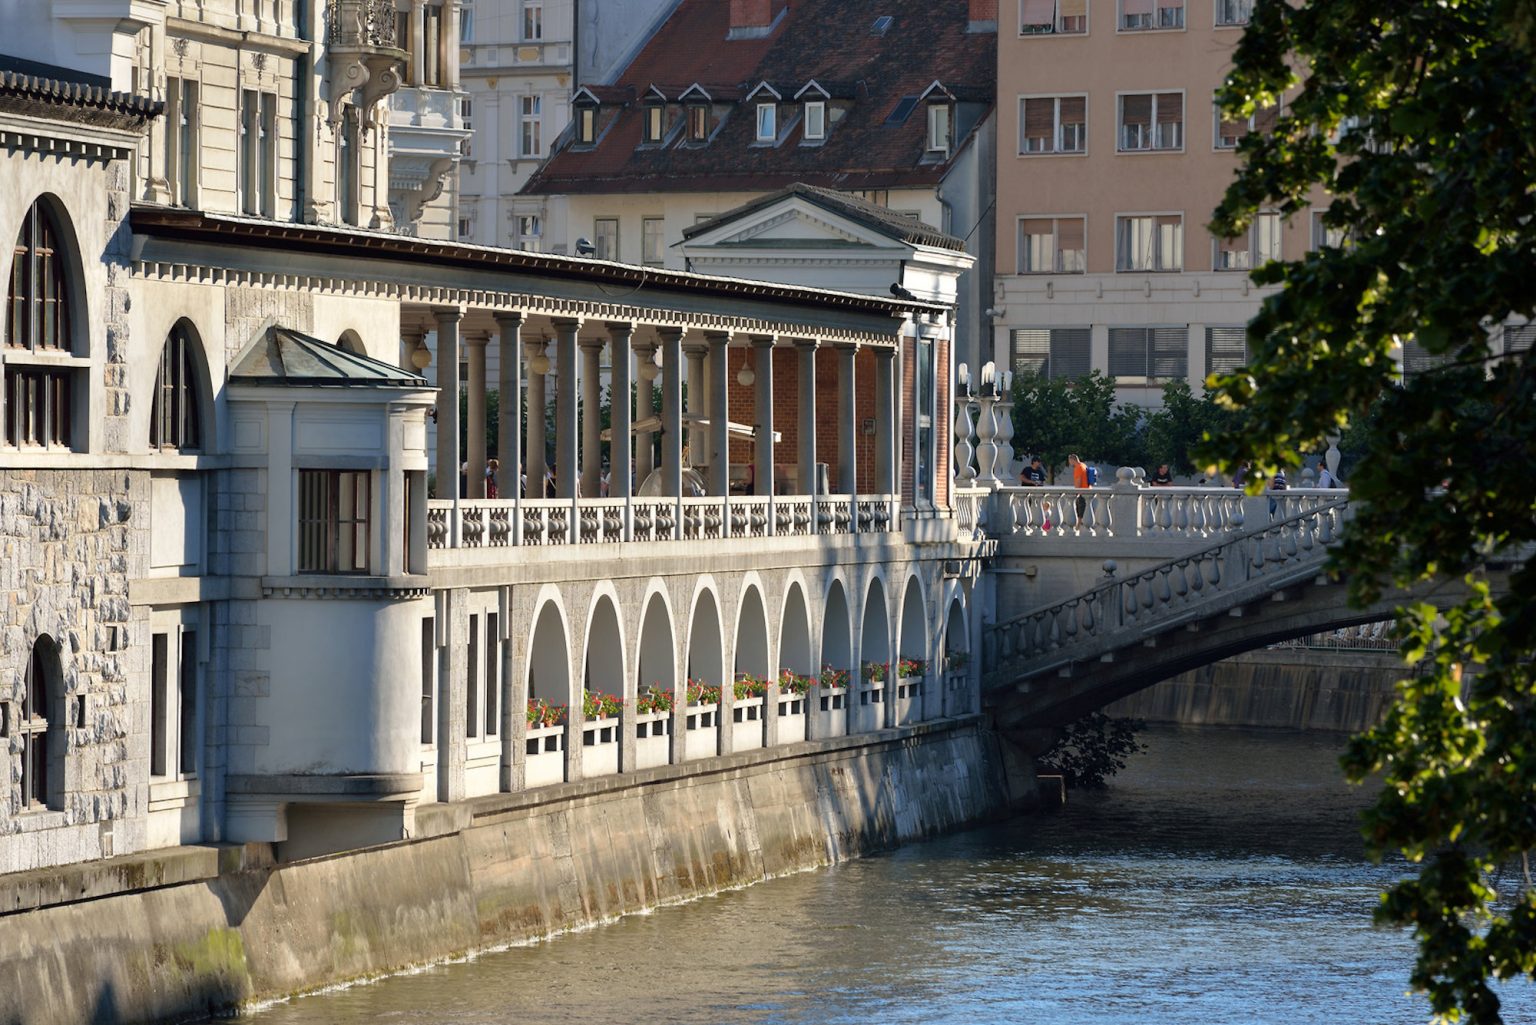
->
[522,0,995,197]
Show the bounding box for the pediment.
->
[689,201,907,252]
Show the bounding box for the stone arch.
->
[779,580,813,675]
[636,583,677,699]
[944,594,970,663]
[734,583,770,680]
[898,573,928,663]
[526,595,571,707]
[149,317,216,453]
[686,583,725,686]
[4,194,88,357]
[860,575,891,672]
[20,633,65,811]
[581,586,626,703]
[821,577,852,674]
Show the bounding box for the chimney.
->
[968,0,999,30]
[728,0,785,39]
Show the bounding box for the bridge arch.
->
[636,582,676,699]
[822,578,853,678]
[897,574,928,666]
[686,581,725,687]
[581,587,626,704]
[526,593,571,707]
[779,580,814,676]
[860,576,891,672]
[734,583,771,680]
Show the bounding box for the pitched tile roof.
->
[0,55,162,127]
[684,182,968,252]
[522,0,995,197]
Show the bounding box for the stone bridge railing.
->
[981,497,1351,686]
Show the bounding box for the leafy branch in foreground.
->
[1205,0,1536,1020]
[1036,713,1146,790]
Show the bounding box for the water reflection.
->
[221,726,1534,1025]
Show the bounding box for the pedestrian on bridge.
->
[1070,453,1090,520]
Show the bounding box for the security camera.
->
[575,237,596,256]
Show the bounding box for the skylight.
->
[885,96,918,125]
[871,15,893,34]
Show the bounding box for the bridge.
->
[964,478,1507,745]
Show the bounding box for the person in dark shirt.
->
[1149,463,1174,486]
[1020,456,1047,486]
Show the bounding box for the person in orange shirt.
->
[1069,453,1089,520]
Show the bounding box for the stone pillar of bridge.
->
[552,318,579,500]
[465,331,489,498]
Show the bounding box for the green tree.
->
[1210,1,1536,1019]
[1144,380,1239,477]
[1010,370,1146,481]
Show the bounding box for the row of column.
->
[419,310,900,510]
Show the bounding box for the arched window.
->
[150,323,202,451]
[16,636,60,811]
[5,200,75,449]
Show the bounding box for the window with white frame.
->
[150,322,202,451]
[167,77,199,207]
[520,95,542,157]
[1116,214,1183,271]
[297,469,370,574]
[803,100,826,140]
[1120,0,1183,29]
[1019,95,1086,154]
[1120,92,1183,151]
[460,5,473,42]
[517,213,542,250]
[687,104,709,141]
[6,200,78,451]
[150,620,199,780]
[1109,326,1188,380]
[521,0,542,40]
[1214,96,1279,149]
[1021,0,1088,34]
[1310,208,1346,250]
[238,88,277,217]
[594,217,618,261]
[1215,0,1252,25]
[1214,210,1281,270]
[1018,216,1087,273]
[756,102,777,142]
[1012,328,1091,379]
[459,96,473,157]
[1206,326,1249,376]
[576,104,597,144]
[642,217,664,266]
[927,102,952,153]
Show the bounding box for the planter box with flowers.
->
[815,665,850,737]
[893,658,926,725]
[944,651,971,715]
[635,686,674,770]
[525,698,567,788]
[731,674,769,751]
[684,679,721,761]
[857,661,889,731]
[582,690,623,777]
[777,669,812,743]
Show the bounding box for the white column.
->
[683,338,708,470]
[659,327,684,514]
[706,331,730,498]
[608,322,634,506]
[796,340,818,496]
[580,335,603,498]
[634,338,657,487]
[465,331,488,498]
[552,318,579,500]
[434,308,463,546]
[524,335,547,497]
[752,335,775,500]
[410,0,426,86]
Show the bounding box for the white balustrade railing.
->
[994,484,1350,542]
[426,492,901,550]
[983,498,1350,681]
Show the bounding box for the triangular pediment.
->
[686,198,911,253]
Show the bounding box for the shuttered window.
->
[1109,327,1188,380]
[1205,327,1249,376]
[1013,328,1092,379]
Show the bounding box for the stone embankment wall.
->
[0,719,1008,1025]
[1106,649,1406,732]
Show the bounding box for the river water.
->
[226,726,1535,1025]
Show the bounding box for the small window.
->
[687,104,709,141]
[1214,211,1282,271]
[1019,95,1086,154]
[423,4,444,85]
[17,636,61,811]
[803,100,826,140]
[1012,327,1091,379]
[644,104,664,143]
[593,217,619,261]
[238,89,276,217]
[459,96,473,156]
[871,15,894,34]
[167,77,199,207]
[460,6,473,41]
[1120,0,1182,29]
[467,614,479,739]
[520,95,542,157]
[1109,326,1188,379]
[420,618,435,745]
[1120,92,1183,151]
[150,322,202,451]
[150,626,199,779]
[642,217,664,266]
[297,469,371,574]
[1214,96,1279,149]
[485,612,499,737]
[1206,326,1249,376]
[1018,216,1086,273]
[1310,209,1346,250]
[756,102,776,142]
[1215,0,1251,25]
[1116,214,1183,272]
[927,103,952,153]
[521,0,543,41]
[576,105,597,144]
[518,214,543,251]
[1021,0,1088,34]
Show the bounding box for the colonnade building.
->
[0,6,982,870]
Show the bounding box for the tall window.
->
[1109,326,1188,379]
[466,613,479,739]
[1021,0,1088,34]
[643,103,664,143]
[1019,95,1086,154]
[1214,211,1281,270]
[420,618,435,745]
[917,337,934,501]
[6,201,75,450]
[150,323,202,451]
[167,77,199,207]
[927,102,952,153]
[576,105,597,144]
[1116,214,1183,271]
[518,214,542,251]
[459,5,473,41]
[1121,0,1183,29]
[521,0,543,40]
[687,105,709,141]
[755,102,777,142]
[593,217,618,261]
[1018,216,1086,273]
[459,96,473,157]
[1012,328,1091,379]
[1120,92,1183,151]
[485,612,499,736]
[1215,97,1279,149]
[239,89,276,217]
[803,100,826,140]
[13,636,60,810]
[520,95,543,157]
[642,217,664,266]
[297,470,371,573]
[150,625,199,779]
[1215,0,1251,25]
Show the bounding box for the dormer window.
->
[645,104,664,143]
[927,102,952,154]
[803,100,826,140]
[688,104,709,141]
[755,102,776,142]
[576,105,597,144]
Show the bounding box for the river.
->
[220,725,1535,1024]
